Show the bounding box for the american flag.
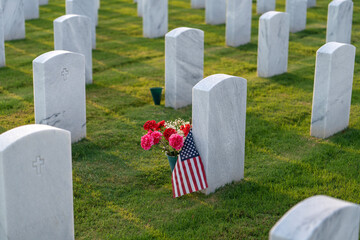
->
[172,129,208,198]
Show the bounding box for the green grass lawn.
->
[1,0,360,239]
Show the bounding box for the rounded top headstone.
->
[54,14,90,23]
[329,0,353,7]
[270,195,360,240]
[193,74,246,92]
[33,50,84,64]
[166,27,204,38]
[0,124,70,152]
[260,11,288,21]
[317,42,355,55]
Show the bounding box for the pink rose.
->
[141,133,154,150]
[151,131,162,145]
[169,134,184,151]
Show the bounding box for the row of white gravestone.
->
[31,10,96,142]
[0,127,359,239]
[224,0,352,45]
[167,56,360,194]
[136,0,247,42]
[0,44,350,239]
[205,0,311,29]
[0,0,99,69]
[224,0,348,47]
[164,0,354,112]
[34,0,103,142]
[257,0,353,77]
[0,0,44,67]
[257,0,315,14]
[164,31,356,197]
[193,77,359,235]
[0,0,48,40]
[135,0,350,49]
[0,0,100,144]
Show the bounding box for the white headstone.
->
[257,11,289,78]
[257,0,276,14]
[0,7,5,67]
[270,195,360,240]
[33,50,86,143]
[326,0,353,44]
[137,0,143,17]
[95,0,99,25]
[286,0,307,33]
[54,14,93,84]
[0,124,75,240]
[205,0,226,25]
[165,27,204,109]
[24,0,39,20]
[143,0,167,38]
[193,74,247,194]
[307,0,316,8]
[226,0,252,47]
[66,0,97,49]
[191,0,205,9]
[39,0,48,5]
[310,42,355,139]
[0,0,25,41]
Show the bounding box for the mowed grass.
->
[1,0,360,239]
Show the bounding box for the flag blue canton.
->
[179,130,199,161]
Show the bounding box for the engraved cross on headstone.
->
[33,156,45,175]
[61,68,69,81]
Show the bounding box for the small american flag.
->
[172,129,208,198]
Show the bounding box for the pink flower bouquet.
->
[140,119,191,156]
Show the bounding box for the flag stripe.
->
[175,161,184,197]
[198,156,208,188]
[193,157,205,189]
[196,157,207,189]
[179,160,190,194]
[183,161,193,193]
[190,158,201,191]
[184,161,196,192]
[187,159,199,192]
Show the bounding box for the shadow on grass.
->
[246,112,360,191]
[0,67,33,90]
[265,72,314,93]
[351,89,360,105]
[290,27,327,41]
